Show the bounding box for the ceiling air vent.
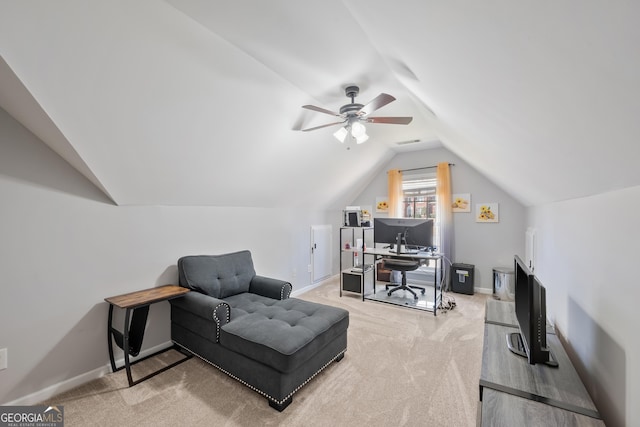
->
[395,139,421,146]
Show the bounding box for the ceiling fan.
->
[300,86,413,144]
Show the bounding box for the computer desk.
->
[363,248,443,316]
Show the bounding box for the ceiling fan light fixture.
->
[350,121,369,144]
[333,126,348,143]
[351,121,366,138]
[355,133,369,144]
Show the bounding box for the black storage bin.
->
[451,263,474,295]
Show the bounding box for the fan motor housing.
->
[341,85,364,116]
[340,103,364,115]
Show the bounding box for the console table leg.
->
[107,304,117,372]
[123,308,134,387]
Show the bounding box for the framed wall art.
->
[376,197,389,213]
[476,203,499,223]
[452,193,471,212]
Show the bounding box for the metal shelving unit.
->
[339,226,374,298]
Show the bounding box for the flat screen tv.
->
[373,218,434,255]
[507,255,558,367]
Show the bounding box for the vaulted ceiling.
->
[1,1,639,209]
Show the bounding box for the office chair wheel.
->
[421,289,426,295]
[387,291,392,296]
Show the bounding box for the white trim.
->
[406,280,492,295]
[290,275,337,297]
[2,341,173,406]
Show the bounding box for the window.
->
[402,173,437,220]
[402,172,439,248]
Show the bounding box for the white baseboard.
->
[399,276,493,296]
[3,341,173,406]
[291,274,337,297]
[291,274,493,296]
[5,277,488,406]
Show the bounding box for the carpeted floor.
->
[43,278,488,426]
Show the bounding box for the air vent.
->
[395,139,421,146]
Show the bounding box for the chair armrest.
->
[249,276,292,300]
[170,291,230,342]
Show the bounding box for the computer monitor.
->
[374,217,434,254]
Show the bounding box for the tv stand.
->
[480,299,603,425]
[506,332,559,367]
[505,331,527,358]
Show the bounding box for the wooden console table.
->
[105,285,191,386]
[479,299,603,425]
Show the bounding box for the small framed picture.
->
[452,193,471,213]
[376,197,389,213]
[476,203,499,223]
[361,206,372,224]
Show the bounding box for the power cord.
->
[433,254,456,311]
[438,292,457,311]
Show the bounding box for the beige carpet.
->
[43,279,488,426]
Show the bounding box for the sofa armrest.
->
[170,291,230,342]
[249,276,292,300]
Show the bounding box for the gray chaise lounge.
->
[169,250,349,411]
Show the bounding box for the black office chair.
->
[382,258,423,300]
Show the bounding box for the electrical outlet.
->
[307,264,312,273]
[0,348,7,370]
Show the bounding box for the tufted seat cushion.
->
[220,293,349,373]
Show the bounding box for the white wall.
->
[528,187,640,427]
[0,108,327,404]
[350,147,526,292]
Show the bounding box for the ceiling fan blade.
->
[366,116,413,125]
[302,105,342,117]
[359,93,396,116]
[301,121,346,132]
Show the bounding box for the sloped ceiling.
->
[1,1,639,208]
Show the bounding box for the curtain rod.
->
[397,163,455,173]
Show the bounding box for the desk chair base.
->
[383,258,424,300]
[385,282,426,294]
[382,258,422,301]
[387,283,425,300]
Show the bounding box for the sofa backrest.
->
[178,250,256,299]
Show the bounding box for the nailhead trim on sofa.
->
[175,342,345,406]
[212,303,230,342]
[280,283,292,300]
